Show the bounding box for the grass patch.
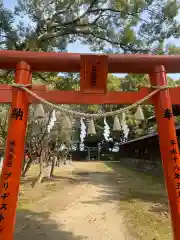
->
[105,162,172,240]
[17,165,70,210]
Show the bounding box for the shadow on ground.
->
[47,162,169,216]
[15,209,85,240]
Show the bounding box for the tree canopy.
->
[0,0,179,53]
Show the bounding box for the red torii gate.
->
[0,50,180,239]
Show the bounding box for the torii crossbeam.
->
[0,50,179,239]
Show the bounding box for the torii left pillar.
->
[0,61,31,239]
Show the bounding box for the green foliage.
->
[167,45,180,55]
[0,2,14,49]
[107,74,120,91]
[175,116,180,125]
[120,74,149,91]
[134,127,146,137]
[87,105,100,113]
[167,76,178,87]
[0,105,10,148]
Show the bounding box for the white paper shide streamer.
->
[80,118,86,150]
[103,117,110,141]
[120,113,129,139]
[48,110,56,133]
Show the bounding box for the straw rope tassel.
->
[113,116,121,131]
[134,106,145,121]
[87,119,96,135]
[33,104,46,120]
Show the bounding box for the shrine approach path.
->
[15,161,171,239]
[15,161,130,240]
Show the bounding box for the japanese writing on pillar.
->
[170,139,180,200]
[163,108,180,200]
[11,108,23,120]
[0,140,15,232]
[163,108,173,120]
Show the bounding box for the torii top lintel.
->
[0,50,180,73]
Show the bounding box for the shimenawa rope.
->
[11,83,172,119]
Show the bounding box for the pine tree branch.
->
[38,28,149,53]
[88,8,148,24]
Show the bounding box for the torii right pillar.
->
[150,65,180,239]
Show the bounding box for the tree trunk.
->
[31,152,44,188]
[21,157,26,173]
[21,157,34,177]
[49,156,57,178]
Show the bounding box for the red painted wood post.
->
[150,65,180,239]
[0,61,31,239]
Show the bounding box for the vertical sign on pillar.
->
[0,61,31,240]
[150,65,180,240]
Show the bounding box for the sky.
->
[3,0,180,79]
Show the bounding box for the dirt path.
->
[15,162,130,240]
